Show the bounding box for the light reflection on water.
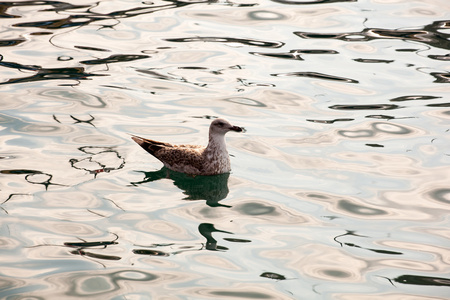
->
[1,0,450,299]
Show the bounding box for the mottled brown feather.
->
[132,136,207,174]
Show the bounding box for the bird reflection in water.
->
[132,223,236,254]
[130,167,231,207]
[198,223,233,251]
[131,168,243,251]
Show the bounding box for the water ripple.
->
[0,38,25,46]
[80,54,149,65]
[389,95,441,102]
[5,0,208,30]
[393,275,450,287]
[1,0,449,299]
[251,49,338,60]
[295,20,450,50]
[330,104,400,110]
[0,57,106,85]
[271,0,355,4]
[272,71,359,83]
[165,37,285,48]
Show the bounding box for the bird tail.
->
[130,135,170,157]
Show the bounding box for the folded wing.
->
[132,136,206,174]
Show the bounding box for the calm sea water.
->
[1,0,449,299]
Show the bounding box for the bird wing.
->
[131,136,173,157]
[132,136,206,174]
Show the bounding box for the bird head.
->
[210,118,245,135]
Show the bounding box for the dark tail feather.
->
[131,136,170,157]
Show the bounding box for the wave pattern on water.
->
[0,0,449,299]
[294,20,450,50]
[165,36,285,48]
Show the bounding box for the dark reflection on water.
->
[429,53,450,61]
[129,169,248,251]
[0,56,106,85]
[223,237,251,243]
[133,249,170,256]
[6,0,207,30]
[13,16,98,30]
[393,275,450,287]
[199,223,233,251]
[64,234,119,249]
[342,241,402,255]
[133,223,240,254]
[272,71,358,83]
[1,169,65,190]
[271,0,355,4]
[70,146,125,178]
[80,54,149,65]
[260,272,287,280]
[53,114,96,127]
[427,102,450,107]
[429,72,450,83]
[130,167,230,207]
[251,49,338,61]
[0,38,25,46]
[133,243,201,256]
[165,37,284,48]
[353,58,394,64]
[74,45,111,52]
[334,230,402,255]
[70,250,122,261]
[389,95,441,102]
[365,143,384,148]
[330,104,400,110]
[1,193,30,208]
[365,114,414,120]
[65,235,122,261]
[307,118,353,124]
[295,20,450,50]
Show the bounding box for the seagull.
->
[131,118,244,175]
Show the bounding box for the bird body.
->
[132,118,243,175]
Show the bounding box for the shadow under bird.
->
[131,118,244,176]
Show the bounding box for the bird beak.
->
[230,126,245,133]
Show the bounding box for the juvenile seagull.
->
[131,118,244,175]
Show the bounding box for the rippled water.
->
[1,0,449,299]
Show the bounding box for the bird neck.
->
[206,131,227,153]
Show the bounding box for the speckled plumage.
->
[132,118,244,175]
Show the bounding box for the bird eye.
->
[217,122,224,127]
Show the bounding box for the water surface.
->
[0,0,449,299]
